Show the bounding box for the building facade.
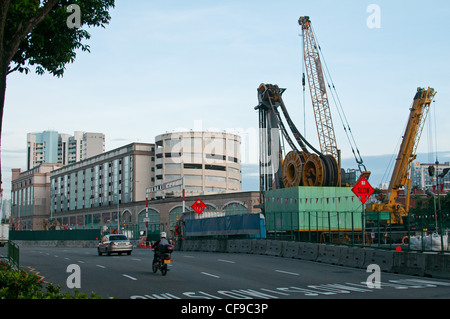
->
[50,143,155,217]
[11,132,253,234]
[154,131,242,198]
[11,163,65,230]
[411,161,450,191]
[27,130,105,170]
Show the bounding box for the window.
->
[184,163,202,170]
[165,163,181,169]
[205,164,226,171]
[206,176,226,182]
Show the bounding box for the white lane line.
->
[123,274,137,281]
[218,259,236,264]
[77,261,85,264]
[132,258,141,261]
[183,255,195,258]
[201,272,220,278]
[96,264,106,269]
[275,270,300,276]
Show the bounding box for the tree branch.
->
[5,0,60,64]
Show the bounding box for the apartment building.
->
[27,130,105,170]
[411,161,450,191]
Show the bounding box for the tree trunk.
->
[0,58,7,195]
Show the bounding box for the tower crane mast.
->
[298,16,339,160]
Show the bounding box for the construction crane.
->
[299,16,369,182]
[298,16,339,161]
[368,87,437,224]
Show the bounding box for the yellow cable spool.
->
[282,151,303,188]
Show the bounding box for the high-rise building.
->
[410,161,450,191]
[27,131,105,169]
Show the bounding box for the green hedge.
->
[0,261,101,299]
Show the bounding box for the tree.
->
[0,0,115,192]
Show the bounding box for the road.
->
[18,246,450,302]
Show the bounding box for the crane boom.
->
[369,87,436,224]
[298,16,339,160]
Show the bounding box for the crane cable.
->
[310,25,367,173]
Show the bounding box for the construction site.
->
[251,16,448,251]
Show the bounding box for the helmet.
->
[160,232,167,238]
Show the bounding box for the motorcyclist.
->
[152,232,170,265]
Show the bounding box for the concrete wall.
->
[179,239,450,280]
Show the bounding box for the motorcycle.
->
[152,244,173,276]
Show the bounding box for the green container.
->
[264,186,363,232]
[365,211,391,221]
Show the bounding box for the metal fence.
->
[0,241,20,269]
[265,209,450,252]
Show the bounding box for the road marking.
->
[275,270,300,276]
[123,274,137,281]
[96,264,106,269]
[201,272,220,278]
[77,260,85,264]
[218,259,236,264]
[132,258,141,261]
[64,258,70,260]
[183,255,195,258]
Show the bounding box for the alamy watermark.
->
[366,4,381,29]
[66,264,81,289]
[366,264,381,289]
[66,4,81,29]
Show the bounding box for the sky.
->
[2,0,450,199]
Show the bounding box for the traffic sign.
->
[191,199,207,215]
[351,176,374,205]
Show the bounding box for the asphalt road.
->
[18,246,450,302]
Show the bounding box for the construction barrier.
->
[177,239,449,280]
[297,242,318,261]
[338,246,365,268]
[316,244,340,265]
[238,240,252,254]
[363,248,395,272]
[281,241,300,258]
[251,240,267,255]
[424,253,450,279]
[226,240,239,253]
[265,240,283,257]
[392,251,426,276]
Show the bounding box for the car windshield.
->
[109,235,128,241]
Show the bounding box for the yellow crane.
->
[368,87,437,224]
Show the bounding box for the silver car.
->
[98,234,133,256]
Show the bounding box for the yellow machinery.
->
[368,87,437,224]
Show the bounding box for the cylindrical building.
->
[154,131,242,198]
